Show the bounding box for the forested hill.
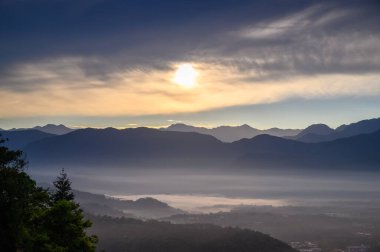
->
[88,215,296,252]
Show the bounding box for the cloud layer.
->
[1,0,379,121]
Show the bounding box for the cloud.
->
[0,57,379,118]
[1,0,380,119]
[223,2,380,79]
[2,0,378,79]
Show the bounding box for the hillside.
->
[89,215,296,252]
[0,130,55,150]
[74,190,185,219]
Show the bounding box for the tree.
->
[52,169,74,202]
[0,137,50,251]
[43,200,98,252]
[0,137,97,252]
[44,168,98,252]
[0,137,26,171]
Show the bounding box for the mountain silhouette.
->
[336,118,380,137]
[0,130,55,150]
[21,126,380,170]
[234,131,380,169]
[293,118,380,143]
[162,123,300,142]
[32,124,74,135]
[24,127,231,167]
[8,124,74,135]
[296,124,334,137]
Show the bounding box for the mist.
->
[30,165,380,211]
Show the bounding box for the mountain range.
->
[7,124,74,135]
[292,118,380,143]
[162,118,380,143]
[18,124,380,171]
[2,118,379,145]
[1,118,380,171]
[161,123,301,142]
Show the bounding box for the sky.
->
[1,0,380,130]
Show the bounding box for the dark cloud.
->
[215,1,380,80]
[0,0,309,64]
[0,0,379,91]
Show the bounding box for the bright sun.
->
[173,64,198,88]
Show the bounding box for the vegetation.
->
[0,137,97,252]
[89,215,296,252]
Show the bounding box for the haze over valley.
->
[2,0,380,251]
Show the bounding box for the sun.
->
[173,63,198,88]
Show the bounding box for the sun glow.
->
[173,63,198,88]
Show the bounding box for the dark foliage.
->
[0,137,97,251]
[42,200,98,252]
[52,169,74,202]
[89,215,296,252]
[0,137,49,251]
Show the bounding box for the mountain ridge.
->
[23,127,231,167]
[20,126,380,171]
[0,130,56,150]
[293,118,380,143]
[162,123,301,142]
[7,124,74,135]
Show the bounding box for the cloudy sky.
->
[1,0,380,129]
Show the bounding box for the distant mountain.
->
[133,197,170,209]
[293,133,334,143]
[233,131,380,169]
[0,130,55,150]
[262,127,301,137]
[8,124,74,135]
[23,127,380,170]
[336,118,380,137]
[292,118,380,143]
[32,124,74,135]
[289,124,335,142]
[24,127,231,167]
[165,123,209,134]
[73,190,184,219]
[162,123,301,142]
[296,124,334,138]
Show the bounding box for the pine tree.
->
[43,200,98,252]
[52,168,74,202]
[1,137,97,251]
[46,168,98,251]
